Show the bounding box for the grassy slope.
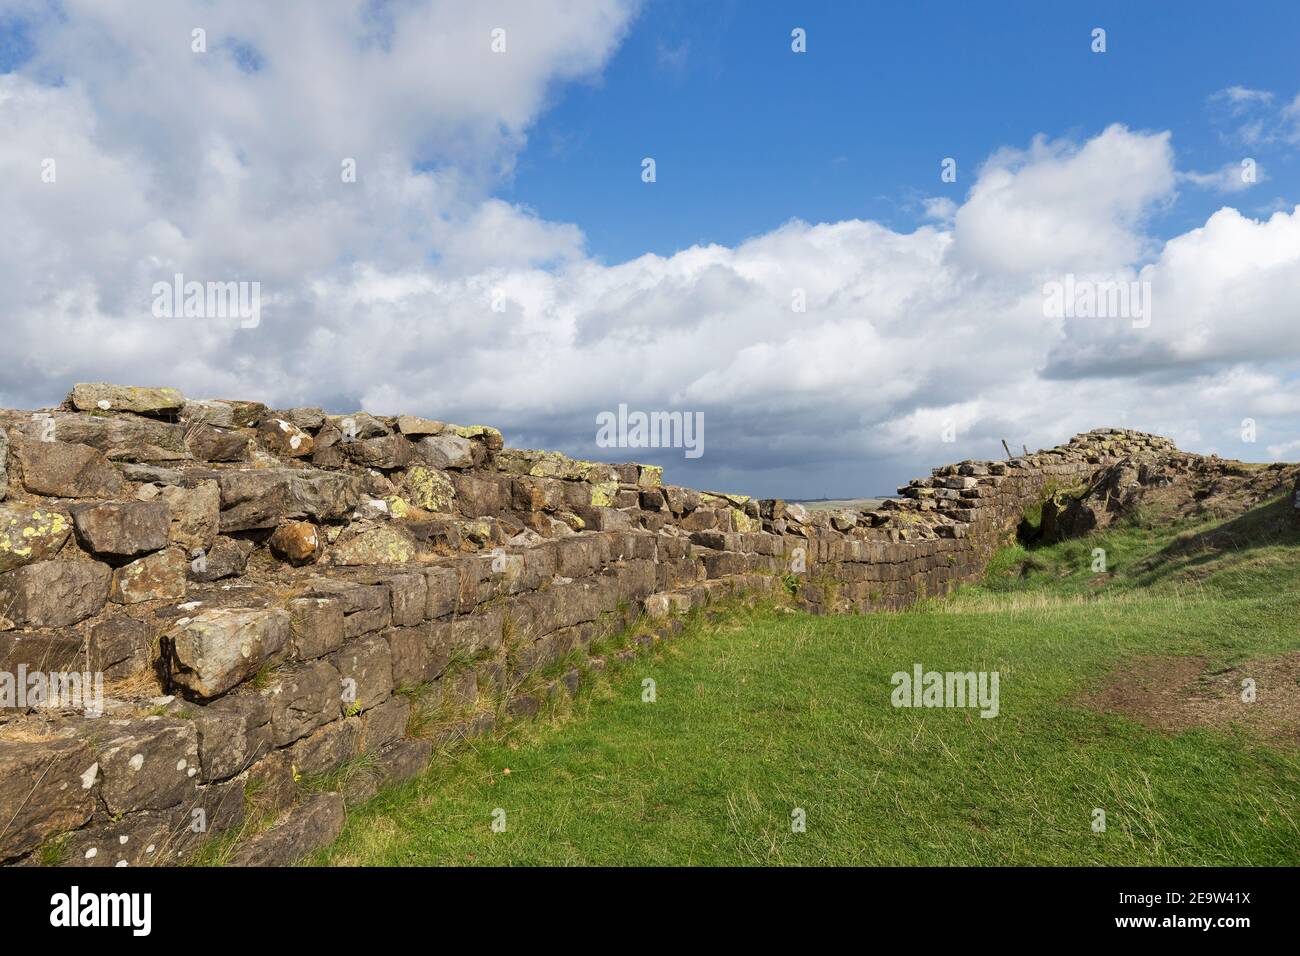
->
[314,499,1300,866]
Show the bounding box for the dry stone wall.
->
[0,383,1179,866]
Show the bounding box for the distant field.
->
[314,498,1300,866]
[792,497,891,512]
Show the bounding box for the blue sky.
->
[2,0,1299,499]
[508,0,1300,263]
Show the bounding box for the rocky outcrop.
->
[0,383,1205,866]
[1041,452,1300,541]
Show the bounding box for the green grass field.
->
[314,499,1300,866]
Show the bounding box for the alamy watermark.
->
[1043,274,1151,329]
[152,272,261,328]
[596,404,704,459]
[1,666,104,717]
[890,663,999,718]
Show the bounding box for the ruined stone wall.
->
[0,383,1177,866]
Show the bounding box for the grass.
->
[312,498,1300,866]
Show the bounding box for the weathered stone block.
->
[384,626,428,687]
[14,440,123,499]
[227,792,345,867]
[184,424,252,462]
[0,629,85,673]
[167,607,290,699]
[415,434,474,470]
[70,383,185,416]
[70,500,170,558]
[395,415,443,437]
[269,520,321,565]
[0,559,110,629]
[257,417,314,458]
[424,566,459,618]
[346,434,413,470]
[260,658,342,747]
[451,471,510,517]
[359,694,409,751]
[0,503,71,573]
[182,399,236,428]
[449,606,505,657]
[329,634,393,713]
[88,617,155,679]
[288,596,345,660]
[387,572,428,626]
[42,414,189,462]
[187,535,252,582]
[111,547,188,604]
[192,690,273,782]
[83,717,200,815]
[148,481,220,551]
[287,717,360,777]
[0,734,96,861]
[372,737,431,787]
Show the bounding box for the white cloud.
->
[1209,85,1300,146]
[1179,160,1263,193]
[950,125,1175,275]
[1,6,1298,497]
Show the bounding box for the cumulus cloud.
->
[1,4,1299,497]
[950,125,1176,274]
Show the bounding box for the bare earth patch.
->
[1080,653,1300,747]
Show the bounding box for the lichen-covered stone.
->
[70,383,185,416]
[328,524,417,566]
[111,547,188,604]
[0,504,71,573]
[80,716,199,815]
[0,426,8,500]
[400,465,455,512]
[257,417,314,458]
[167,607,290,699]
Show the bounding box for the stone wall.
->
[0,383,1179,866]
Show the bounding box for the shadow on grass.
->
[1132,497,1300,587]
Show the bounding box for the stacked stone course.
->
[0,384,1178,865]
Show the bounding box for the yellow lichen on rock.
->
[401,466,455,513]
